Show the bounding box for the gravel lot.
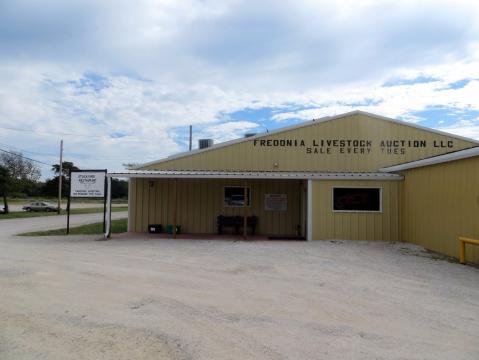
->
[0,223,478,359]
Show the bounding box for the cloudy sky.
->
[1,0,479,178]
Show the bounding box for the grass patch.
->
[18,218,127,236]
[0,207,127,220]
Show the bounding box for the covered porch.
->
[105,170,403,241]
[115,171,310,240]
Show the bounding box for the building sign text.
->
[253,138,454,155]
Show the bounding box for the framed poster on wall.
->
[264,193,287,211]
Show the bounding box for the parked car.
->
[23,201,58,212]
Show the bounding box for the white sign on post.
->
[70,171,106,198]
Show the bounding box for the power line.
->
[0,141,141,162]
[0,142,58,158]
[0,148,53,166]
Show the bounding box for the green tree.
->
[0,151,41,199]
[0,165,11,213]
[111,178,128,199]
[43,176,69,197]
[0,151,41,182]
[46,162,80,198]
[52,161,79,179]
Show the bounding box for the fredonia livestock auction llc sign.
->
[70,171,106,198]
[252,138,455,155]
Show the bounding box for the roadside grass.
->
[0,206,127,220]
[18,218,128,236]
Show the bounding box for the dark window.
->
[333,187,381,212]
[224,187,251,207]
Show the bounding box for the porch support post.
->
[173,178,178,239]
[127,177,132,232]
[307,179,313,241]
[243,180,247,239]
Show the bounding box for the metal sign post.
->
[67,170,107,235]
[105,175,112,239]
[66,170,71,234]
[103,175,107,233]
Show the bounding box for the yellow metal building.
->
[381,148,479,263]
[107,111,479,264]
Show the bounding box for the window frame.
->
[223,186,251,208]
[331,186,383,213]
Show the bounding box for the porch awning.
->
[106,170,403,180]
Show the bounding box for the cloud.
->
[439,118,479,139]
[0,0,479,177]
[1,1,478,88]
[198,121,260,143]
[270,57,479,123]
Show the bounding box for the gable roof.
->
[380,146,479,172]
[134,110,479,170]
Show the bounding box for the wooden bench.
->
[458,236,479,264]
[217,215,258,235]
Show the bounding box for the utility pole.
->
[189,125,192,151]
[57,139,63,214]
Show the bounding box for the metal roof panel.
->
[108,170,403,180]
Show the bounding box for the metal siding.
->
[130,178,303,235]
[143,114,475,172]
[401,157,479,263]
[311,180,400,241]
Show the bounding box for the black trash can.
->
[148,224,163,233]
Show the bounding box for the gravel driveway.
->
[0,220,478,359]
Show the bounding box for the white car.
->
[23,201,58,212]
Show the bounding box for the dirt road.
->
[0,222,478,359]
[0,211,127,236]
[6,202,125,212]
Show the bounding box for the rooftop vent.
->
[198,139,214,149]
[244,133,256,138]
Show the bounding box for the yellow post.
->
[458,236,479,264]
